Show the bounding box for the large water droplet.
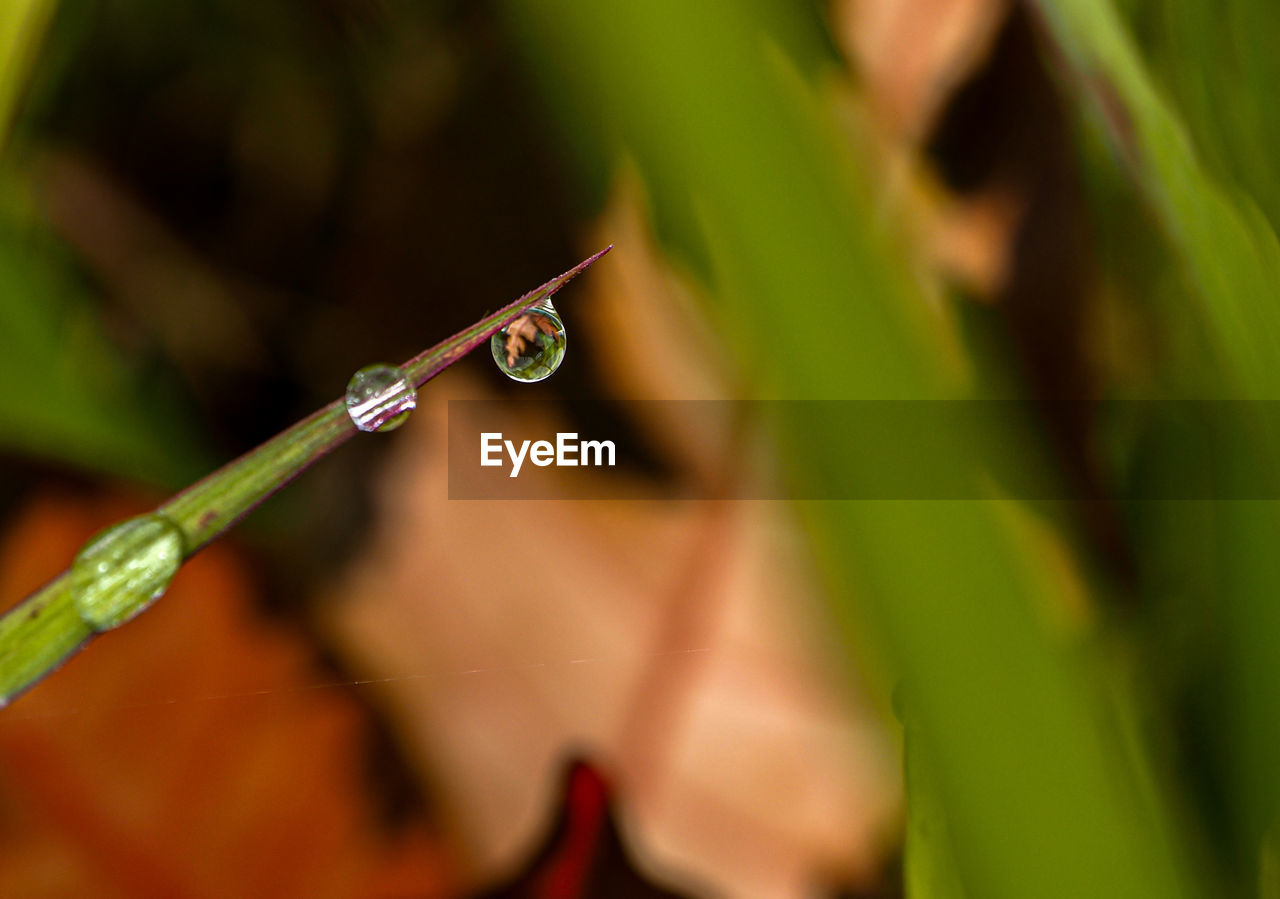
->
[491,301,566,383]
[345,363,417,432]
[70,514,186,632]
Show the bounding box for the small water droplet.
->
[70,514,186,632]
[345,363,417,432]
[491,301,566,383]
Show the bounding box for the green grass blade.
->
[1030,0,1280,865]
[0,251,607,706]
[1030,0,1280,400]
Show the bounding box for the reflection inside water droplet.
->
[491,301,566,383]
[70,514,186,632]
[345,363,417,432]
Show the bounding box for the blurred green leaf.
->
[1123,0,1280,237]
[0,0,55,151]
[1031,0,1280,400]
[1030,0,1280,875]
[901,698,968,899]
[0,219,199,484]
[0,0,206,486]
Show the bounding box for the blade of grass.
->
[1121,0,1280,238]
[1029,0,1280,401]
[1028,0,1280,866]
[901,696,969,899]
[0,248,609,706]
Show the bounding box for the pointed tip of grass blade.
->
[402,246,613,386]
[540,243,612,298]
[513,243,614,313]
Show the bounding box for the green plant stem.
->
[0,575,88,708]
[0,247,609,707]
[160,401,354,555]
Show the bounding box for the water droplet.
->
[491,301,566,383]
[70,514,186,632]
[345,363,417,432]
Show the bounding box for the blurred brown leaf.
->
[835,0,1024,297]
[836,0,1009,142]
[322,194,900,898]
[0,491,455,898]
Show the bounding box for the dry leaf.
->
[0,491,455,898]
[321,199,900,896]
